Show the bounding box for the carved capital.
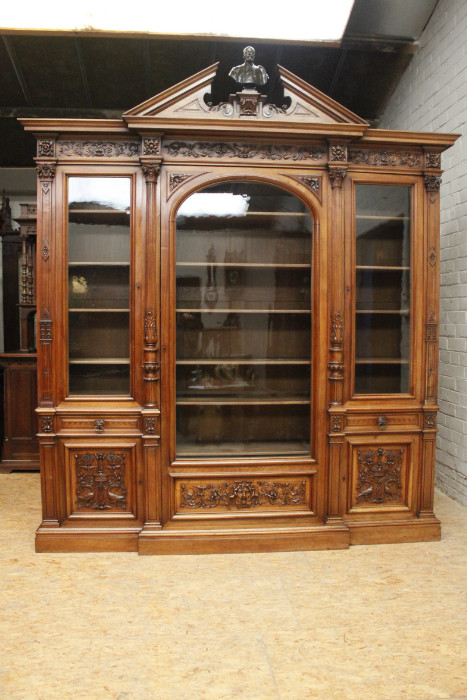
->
[328,166,347,189]
[142,162,161,183]
[36,162,56,181]
[424,175,442,202]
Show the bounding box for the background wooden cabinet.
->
[21,58,457,553]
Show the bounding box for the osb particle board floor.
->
[0,474,466,700]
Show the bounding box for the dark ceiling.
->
[0,0,438,167]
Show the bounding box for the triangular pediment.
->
[123,61,368,135]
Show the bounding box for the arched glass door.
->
[175,181,313,457]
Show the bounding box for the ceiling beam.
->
[2,36,33,108]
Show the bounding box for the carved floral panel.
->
[177,478,310,512]
[353,445,407,508]
[73,451,129,512]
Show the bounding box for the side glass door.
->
[67,177,131,396]
[175,181,313,457]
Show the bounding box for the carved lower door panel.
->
[61,439,142,522]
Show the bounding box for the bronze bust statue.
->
[229,46,269,89]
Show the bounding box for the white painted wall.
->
[379,0,467,504]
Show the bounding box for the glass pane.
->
[355,185,411,394]
[175,182,313,457]
[68,177,131,396]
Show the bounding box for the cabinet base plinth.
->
[347,517,441,546]
[138,525,350,555]
[35,527,139,553]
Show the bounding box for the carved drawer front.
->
[174,476,312,515]
[345,412,420,433]
[347,435,417,513]
[63,441,139,519]
[58,415,140,435]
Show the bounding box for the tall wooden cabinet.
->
[21,58,457,553]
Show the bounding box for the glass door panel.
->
[354,185,411,394]
[68,177,131,395]
[175,182,313,457]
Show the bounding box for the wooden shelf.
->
[176,262,310,268]
[356,265,410,271]
[356,309,410,315]
[356,215,410,221]
[176,359,311,365]
[177,396,309,405]
[176,441,309,457]
[69,308,129,312]
[69,358,130,364]
[355,358,409,365]
[69,261,130,266]
[176,308,311,314]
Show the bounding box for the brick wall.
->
[379,0,467,504]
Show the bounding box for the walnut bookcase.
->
[21,59,458,553]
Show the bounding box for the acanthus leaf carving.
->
[425,153,441,169]
[179,480,307,510]
[75,452,127,511]
[142,137,161,156]
[37,139,55,158]
[330,312,343,347]
[165,141,324,162]
[328,166,347,188]
[424,175,442,202]
[144,309,157,348]
[357,447,403,505]
[58,141,140,158]
[142,163,161,183]
[329,144,347,162]
[349,150,422,168]
[36,163,56,180]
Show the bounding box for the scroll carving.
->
[356,448,403,504]
[41,416,53,433]
[75,452,127,511]
[180,480,307,510]
[165,141,324,162]
[349,150,422,167]
[328,166,347,189]
[58,141,140,158]
[39,309,52,343]
[142,163,161,183]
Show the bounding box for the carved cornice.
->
[327,166,347,189]
[58,141,140,158]
[142,162,161,183]
[179,480,307,510]
[164,141,324,162]
[349,150,422,167]
[357,447,403,504]
[75,452,127,511]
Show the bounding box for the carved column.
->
[327,161,348,523]
[420,170,442,518]
[140,140,163,529]
[36,152,56,407]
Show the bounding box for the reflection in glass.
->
[68,177,131,396]
[175,182,313,457]
[355,185,411,394]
